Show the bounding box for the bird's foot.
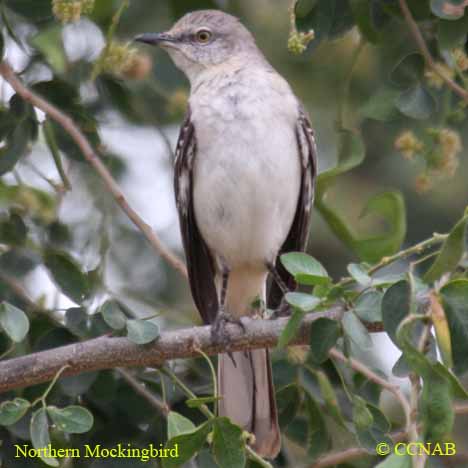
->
[271,299,292,319]
[211,311,246,348]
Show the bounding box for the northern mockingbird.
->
[136,10,317,459]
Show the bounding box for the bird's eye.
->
[195,29,212,43]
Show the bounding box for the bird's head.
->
[135,10,259,82]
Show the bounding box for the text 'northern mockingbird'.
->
[136,10,317,459]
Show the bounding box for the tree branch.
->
[116,368,170,417]
[0,60,188,278]
[0,308,344,394]
[398,0,468,103]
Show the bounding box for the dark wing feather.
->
[174,109,219,324]
[267,108,318,309]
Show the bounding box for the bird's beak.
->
[134,32,176,46]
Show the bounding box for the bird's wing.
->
[267,108,318,309]
[174,109,219,324]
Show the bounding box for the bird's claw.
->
[270,299,292,319]
[211,311,245,348]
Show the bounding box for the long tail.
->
[217,268,281,459]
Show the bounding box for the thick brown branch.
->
[0,309,344,393]
[0,60,188,278]
[398,0,468,102]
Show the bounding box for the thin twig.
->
[117,368,170,416]
[0,60,188,278]
[43,119,72,191]
[398,0,468,103]
[337,232,448,288]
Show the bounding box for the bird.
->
[135,10,317,459]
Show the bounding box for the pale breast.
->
[190,68,302,268]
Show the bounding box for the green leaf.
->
[0,301,29,342]
[212,417,246,468]
[276,383,301,428]
[30,25,67,74]
[44,250,91,304]
[0,106,37,175]
[315,369,344,425]
[357,426,393,453]
[186,396,222,408]
[390,53,425,87]
[395,85,436,120]
[424,215,468,283]
[0,181,56,223]
[352,395,374,429]
[167,411,196,439]
[317,129,366,192]
[285,292,320,312]
[367,403,391,433]
[360,86,400,121]
[304,392,330,459]
[100,300,127,330]
[32,81,100,163]
[296,0,355,47]
[47,405,94,434]
[397,317,461,441]
[30,408,59,467]
[309,317,341,364]
[440,280,468,375]
[430,293,453,368]
[342,311,373,350]
[0,398,30,426]
[0,212,27,245]
[4,0,53,22]
[382,280,412,347]
[353,191,407,263]
[126,319,160,344]
[433,362,468,399]
[280,252,329,286]
[162,421,211,468]
[354,290,383,323]
[347,263,372,286]
[277,308,305,349]
[431,0,466,19]
[421,372,454,442]
[64,307,89,338]
[349,0,381,43]
[376,453,412,467]
[438,15,468,49]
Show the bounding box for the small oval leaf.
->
[126,319,160,345]
[0,398,30,426]
[0,301,30,342]
[47,405,94,434]
[285,292,320,312]
[167,411,196,439]
[100,300,127,330]
[30,408,59,467]
[280,252,329,286]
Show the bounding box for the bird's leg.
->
[267,262,292,318]
[211,265,245,348]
